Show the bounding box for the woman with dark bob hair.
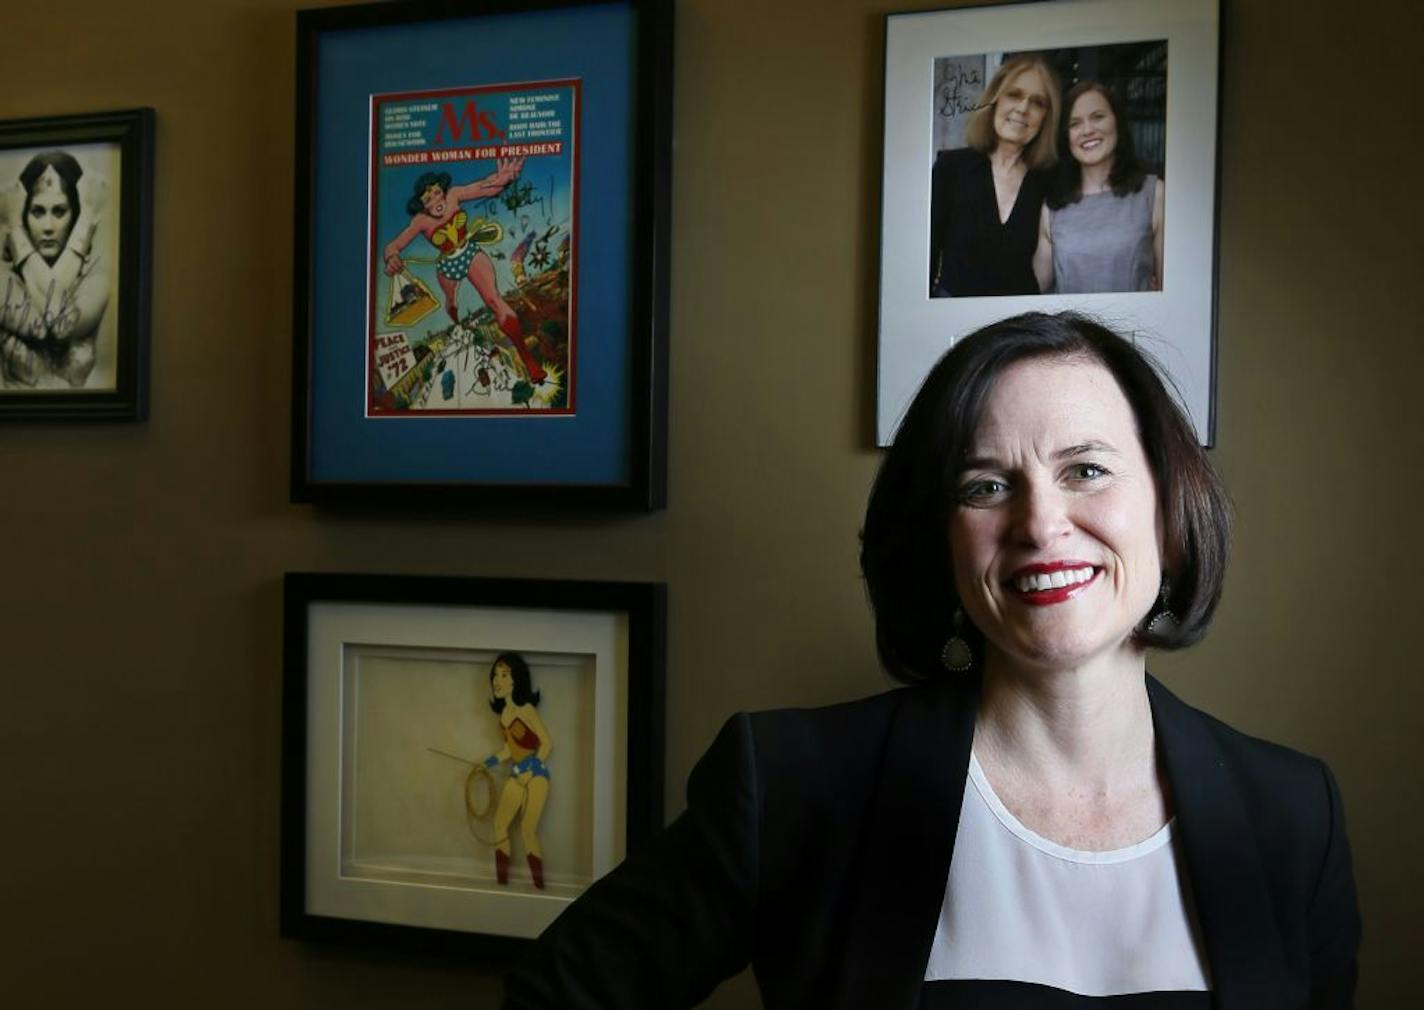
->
[863,309,1221,676]
[1032,82,1166,294]
[504,313,1360,1008]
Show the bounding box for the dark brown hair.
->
[406,170,453,216]
[488,651,540,713]
[860,311,1231,682]
[1048,82,1148,210]
[20,151,83,260]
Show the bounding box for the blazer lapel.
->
[1149,677,1292,1008]
[829,676,978,1010]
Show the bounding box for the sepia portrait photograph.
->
[0,108,151,420]
[0,142,121,392]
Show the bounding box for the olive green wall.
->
[1,0,1418,1005]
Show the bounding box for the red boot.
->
[498,315,547,383]
[527,853,545,890]
[495,849,510,885]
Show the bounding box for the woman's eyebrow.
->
[959,452,1002,471]
[961,440,1117,470]
[1057,440,1117,459]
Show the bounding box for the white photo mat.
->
[877,0,1220,445]
[304,601,630,939]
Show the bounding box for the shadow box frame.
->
[876,0,1223,446]
[280,572,667,957]
[0,107,154,421]
[290,0,673,510]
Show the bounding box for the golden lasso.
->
[428,746,514,848]
[463,763,511,848]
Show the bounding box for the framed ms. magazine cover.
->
[291,0,671,509]
[369,79,580,417]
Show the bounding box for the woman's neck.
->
[974,648,1155,794]
[1079,158,1114,195]
[989,142,1026,174]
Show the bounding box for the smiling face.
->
[25,166,76,262]
[490,661,514,700]
[1067,88,1118,169]
[949,355,1163,675]
[992,68,1051,150]
[420,182,449,218]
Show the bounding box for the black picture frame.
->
[290,0,672,510]
[0,108,154,420]
[280,572,666,957]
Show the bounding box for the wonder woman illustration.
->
[381,157,547,384]
[482,651,553,889]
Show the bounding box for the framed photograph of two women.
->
[876,0,1222,445]
[0,108,153,420]
[280,573,666,956]
[291,0,672,510]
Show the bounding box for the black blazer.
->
[504,676,1360,1009]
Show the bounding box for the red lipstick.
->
[1007,561,1100,607]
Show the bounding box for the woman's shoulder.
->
[1147,675,1339,818]
[684,683,959,847]
[722,680,966,785]
[1147,675,1353,943]
[934,146,987,177]
[746,679,957,738]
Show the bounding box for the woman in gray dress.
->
[1032,83,1165,294]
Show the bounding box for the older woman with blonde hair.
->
[930,54,1061,297]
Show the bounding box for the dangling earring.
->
[941,608,974,672]
[1146,580,1179,636]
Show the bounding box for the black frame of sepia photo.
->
[289,0,673,511]
[280,572,666,957]
[876,0,1222,447]
[0,108,154,421]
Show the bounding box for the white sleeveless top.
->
[924,753,1211,997]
